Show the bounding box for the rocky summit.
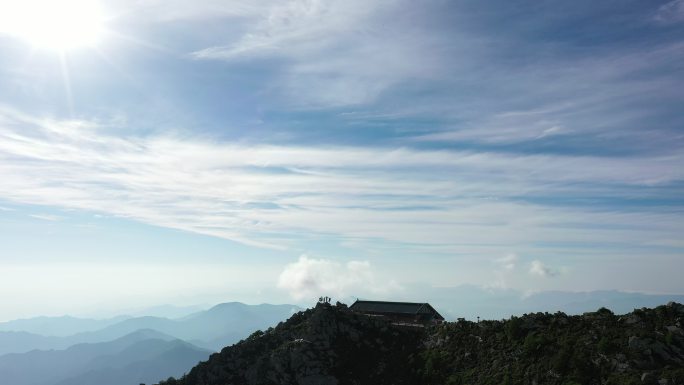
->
[159,302,684,385]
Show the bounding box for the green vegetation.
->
[160,302,684,385]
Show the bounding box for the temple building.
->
[349,300,444,325]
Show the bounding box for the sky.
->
[0,0,683,321]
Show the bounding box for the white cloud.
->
[529,260,559,278]
[277,255,398,300]
[0,105,683,257]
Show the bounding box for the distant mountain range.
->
[0,329,210,385]
[117,304,208,319]
[385,286,684,321]
[55,338,210,385]
[0,302,300,355]
[0,302,301,385]
[3,294,684,385]
[0,315,130,337]
[3,292,684,356]
[72,302,301,351]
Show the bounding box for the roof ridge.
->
[353,300,428,305]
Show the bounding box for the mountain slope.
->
[0,330,64,356]
[162,303,427,385]
[161,302,684,385]
[55,340,210,385]
[178,302,302,350]
[0,329,207,385]
[79,302,300,351]
[123,304,206,319]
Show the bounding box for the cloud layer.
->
[1,105,683,260]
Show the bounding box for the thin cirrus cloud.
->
[190,0,447,107]
[0,104,683,257]
[28,214,61,221]
[182,0,684,156]
[409,41,684,148]
[123,0,282,21]
[655,0,684,23]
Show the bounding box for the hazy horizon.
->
[3,286,684,324]
[1,0,683,322]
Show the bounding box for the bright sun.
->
[0,0,105,51]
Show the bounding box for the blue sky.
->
[0,0,683,320]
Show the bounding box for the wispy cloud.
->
[496,254,518,271]
[655,0,684,23]
[410,41,684,148]
[183,0,684,153]
[191,0,446,107]
[28,214,61,221]
[487,253,520,289]
[107,0,281,22]
[0,105,682,258]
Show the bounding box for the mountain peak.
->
[161,302,684,385]
[161,302,426,385]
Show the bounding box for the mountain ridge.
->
[0,302,300,355]
[160,301,684,385]
[0,329,206,385]
[0,315,130,337]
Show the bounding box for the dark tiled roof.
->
[349,300,444,320]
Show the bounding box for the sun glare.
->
[0,0,105,51]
